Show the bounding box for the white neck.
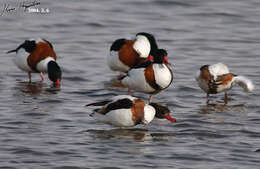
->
[143,105,155,124]
[36,57,55,73]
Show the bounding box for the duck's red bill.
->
[164,56,171,66]
[148,55,154,61]
[55,79,60,88]
[164,114,176,123]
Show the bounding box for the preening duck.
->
[195,63,254,104]
[108,32,169,73]
[120,49,173,103]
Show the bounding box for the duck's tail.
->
[6,49,17,54]
[233,75,254,92]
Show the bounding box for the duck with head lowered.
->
[7,38,62,87]
[86,95,176,127]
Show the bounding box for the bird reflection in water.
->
[104,76,126,89]
[15,81,60,95]
[85,128,176,142]
[86,128,148,141]
[199,103,245,114]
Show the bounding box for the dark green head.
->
[48,61,62,87]
[153,49,168,64]
[149,102,176,123]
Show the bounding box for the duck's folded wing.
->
[85,100,112,107]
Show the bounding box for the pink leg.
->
[128,88,131,95]
[28,72,32,83]
[224,92,228,104]
[206,93,210,104]
[119,72,124,78]
[40,72,45,82]
[149,95,153,103]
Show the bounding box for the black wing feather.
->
[133,60,152,69]
[87,98,134,115]
[106,98,133,111]
[110,38,126,51]
[7,40,36,54]
[86,100,112,107]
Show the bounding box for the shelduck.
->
[86,95,176,127]
[7,38,62,87]
[195,63,254,104]
[120,49,173,103]
[108,32,169,74]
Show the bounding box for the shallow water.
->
[1,0,260,168]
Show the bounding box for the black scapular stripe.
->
[110,38,126,51]
[86,100,112,107]
[7,40,36,54]
[106,98,133,112]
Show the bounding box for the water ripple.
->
[1,0,260,168]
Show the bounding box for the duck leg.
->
[40,72,45,82]
[224,92,228,104]
[28,72,32,83]
[206,93,210,104]
[119,72,124,78]
[127,88,131,95]
[149,95,153,103]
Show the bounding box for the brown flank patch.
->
[216,73,234,85]
[131,99,145,125]
[199,65,211,83]
[118,40,152,68]
[144,65,161,92]
[118,40,138,68]
[27,42,56,72]
[200,65,217,94]
[200,66,233,94]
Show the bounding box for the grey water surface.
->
[0,0,260,168]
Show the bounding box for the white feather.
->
[13,48,32,72]
[208,63,229,80]
[107,51,130,72]
[153,64,172,89]
[35,38,45,43]
[143,105,156,124]
[27,38,45,44]
[232,76,255,92]
[90,95,157,127]
[195,70,201,81]
[121,68,155,93]
[36,57,55,73]
[92,109,135,127]
[216,81,232,93]
[133,35,151,58]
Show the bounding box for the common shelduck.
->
[86,95,176,127]
[108,32,169,73]
[120,49,173,103]
[7,38,62,87]
[195,63,254,104]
